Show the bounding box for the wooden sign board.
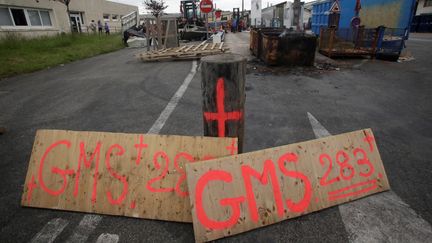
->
[186,129,390,242]
[21,130,237,222]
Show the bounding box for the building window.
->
[0,7,13,26]
[11,8,27,26]
[112,14,118,21]
[0,7,52,27]
[425,0,432,7]
[103,14,110,21]
[40,11,52,26]
[28,10,42,26]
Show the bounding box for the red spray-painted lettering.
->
[26,175,37,202]
[105,144,128,205]
[195,152,313,229]
[241,160,284,222]
[277,153,312,213]
[134,135,148,165]
[226,138,238,155]
[74,142,102,204]
[195,170,245,230]
[174,152,195,197]
[38,140,74,196]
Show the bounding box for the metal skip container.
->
[257,30,317,66]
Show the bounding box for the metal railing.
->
[121,11,138,32]
[319,27,380,58]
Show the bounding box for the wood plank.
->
[186,129,390,242]
[21,130,237,223]
[184,45,195,52]
[193,40,207,51]
[201,43,209,51]
[161,48,172,53]
[175,45,188,52]
[139,49,231,62]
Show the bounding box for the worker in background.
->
[89,20,96,34]
[232,18,237,33]
[239,19,244,32]
[97,20,103,35]
[104,22,110,35]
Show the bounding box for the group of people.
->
[227,18,245,33]
[89,20,110,35]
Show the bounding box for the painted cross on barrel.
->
[201,53,246,153]
[204,77,243,137]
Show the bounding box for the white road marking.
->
[30,218,69,243]
[147,60,198,134]
[307,112,432,242]
[409,38,432,42]
[96,233,119,243]
[307,112,331,138]
[353,59,369,69]
[66,215,103,243]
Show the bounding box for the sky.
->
[110,0,314,14]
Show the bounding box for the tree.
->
[143,0,168,49]
[36,0,73,33]
[143,0,168,18]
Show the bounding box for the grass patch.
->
[0,33,124,79]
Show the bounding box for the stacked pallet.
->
[138,41,229,62]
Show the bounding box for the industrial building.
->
[0,0,138,38]
[261,1,304,29]
[412,0,432,32]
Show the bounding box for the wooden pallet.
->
[139,41,230,62]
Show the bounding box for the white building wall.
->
[262,7,275,27]
[416,0,432,15]
[284,2,293,28]
[251,0,262,27]
[0,0,137,38]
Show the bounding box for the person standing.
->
[97,20,103,35]
[89,20,96,34]
[232,18,237,33]
[104,22,110,35]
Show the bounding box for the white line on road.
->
[409,38,432,42]
[66,214,103,243]
[353,59,369,69]
[147,60,198,134]
[307,112,331,138]
[96,233,119,243]
[30,218,69,243]
[307,112,432,242]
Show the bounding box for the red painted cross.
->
[27,175,37,203]
[364,131,375,152]
[226,138,238,155]
[204,77,243,137]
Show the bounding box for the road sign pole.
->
[200,0,213,39]
[206,13,209,39]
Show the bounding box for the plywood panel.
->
[186,129,390,242]
[21,129,237,222]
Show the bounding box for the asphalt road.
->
[0,32,431,242]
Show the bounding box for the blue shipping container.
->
[311,0,416,35]
[311,0,332,35]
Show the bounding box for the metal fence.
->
[319,27,379,58]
